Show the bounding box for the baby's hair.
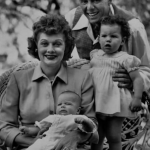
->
[100,15,130,42]
[59,91,81,100]
[58,91,81,107]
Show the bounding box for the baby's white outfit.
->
[89,50,141,117]
[26,115,96,150]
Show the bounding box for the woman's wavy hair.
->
[28,13,74,61]
[100,15,130,42]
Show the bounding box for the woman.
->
[0,13,98,150]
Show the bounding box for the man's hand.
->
[112,68,132,88]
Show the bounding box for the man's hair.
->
[100,15,130,42]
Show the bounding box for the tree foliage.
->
[0,0,150,74]
[113,0,150,39]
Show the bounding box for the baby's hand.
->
[19,126,30,135]
[74,117,85,124]
[129,97,142,112]
[74,117,94,133]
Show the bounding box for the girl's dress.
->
[89,50,141,117]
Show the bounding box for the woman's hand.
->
[112,68,132,89]
[19,126,31,136]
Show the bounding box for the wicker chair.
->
[0,60,150,150]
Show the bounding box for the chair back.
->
[0,60,39,99]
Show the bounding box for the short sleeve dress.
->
[89,50,141,117]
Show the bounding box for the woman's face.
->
[37,33,65,68]
[80,0,110,24]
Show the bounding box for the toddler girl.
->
[89,15,144,150]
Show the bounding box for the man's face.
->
[80,0,110,24]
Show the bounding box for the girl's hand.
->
[112,68,132,89]
[129,97,142,112]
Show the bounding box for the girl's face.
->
[80,0,110,24]
[99,24,124,54]
[37,33,65,68]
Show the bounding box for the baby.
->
[20,91,97,150]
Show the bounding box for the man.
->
[65,0,150,91]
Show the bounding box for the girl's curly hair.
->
[100,15,130,42]
[28,13,74,61]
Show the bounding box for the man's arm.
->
[125,19,150,92]
[19,126,40,136]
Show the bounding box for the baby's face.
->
[56,92,80,115]
[99,24,123,54]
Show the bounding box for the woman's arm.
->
[0,73,38,149]
[0,73,20,148]
[14,134,36,148]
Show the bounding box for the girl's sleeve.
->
[122,56,141,73]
